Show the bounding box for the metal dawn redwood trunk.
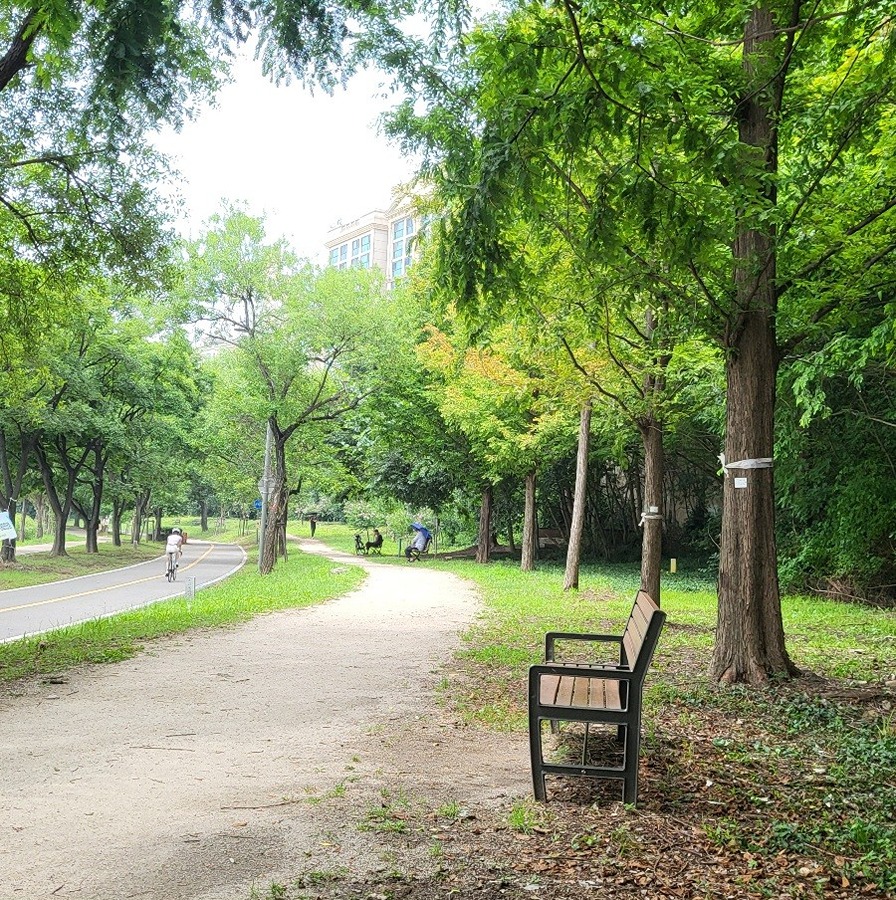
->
[711,3,796,684]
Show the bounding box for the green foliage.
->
[777,353,896,596]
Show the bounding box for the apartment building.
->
[324,198,419,288]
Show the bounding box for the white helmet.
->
[171,527,182,535]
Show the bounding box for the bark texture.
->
[476,485,493,564]
[639,416,664,606]
[521,470,537,572]
[564,402,591,591]
[711,3,796,684]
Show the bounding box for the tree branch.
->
[0,8,39,93]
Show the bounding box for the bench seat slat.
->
[539,675,623,711]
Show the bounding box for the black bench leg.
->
[528,675,547,801]
[622,725,640,804]
[529,716,547,801]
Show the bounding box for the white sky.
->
[154,56,417,264]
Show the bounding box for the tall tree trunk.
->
[260,479,284,575]
[564,401,592,591]
[112,499,125,547]
[711,4,796,684]
[35,440,84,558]
[260,437,287,575]
[475,484,493,564]
[80,444,105,554]
[132,490,150,546]
[33,493,47,539]
[200,499,209,532]
[521,469,537,572]
[639,416,664,606]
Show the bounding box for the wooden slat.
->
[571,676,591,707]
[539,675,561,706]
[540,676,626,711]
[555,675,575,707]
[603,679,622,710]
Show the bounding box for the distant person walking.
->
[309,515,317,538]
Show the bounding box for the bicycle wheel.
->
[166,554,176,582]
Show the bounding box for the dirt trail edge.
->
[0,541,530,900]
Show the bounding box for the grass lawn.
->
[420,557,896,897]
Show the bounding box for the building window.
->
[393,239,404,259]
[359,253,370,268]
[360,235,370,252]
[329,248,339,266]
[393,220,405,240]
[392,259,404,277]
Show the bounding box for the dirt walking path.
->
[0,541,530,900]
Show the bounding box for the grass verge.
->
[0,545,364,683]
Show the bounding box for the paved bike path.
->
[0,542,246,643]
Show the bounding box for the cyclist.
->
[165,527,184,574]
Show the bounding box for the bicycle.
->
[165,551,178,582]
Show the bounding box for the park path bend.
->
[0,541,529,900]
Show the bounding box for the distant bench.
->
[527,590,666,804]
[537,527,566,549]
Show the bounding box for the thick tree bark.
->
[132,490,150,546]
[521,469,537,572]
[564,401,591,591]
[475,484,493,564]
[711,4,796,684]
[112,499,125,547]
[639,416,664,606]
[0,9,39,92]
[260,478,284,575]
[77,444,106,554]
[33,493,47,539]
[35,439,86,557]
[260,436,287,575]
[200,500,209,532]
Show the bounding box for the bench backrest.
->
[622,591,666,677]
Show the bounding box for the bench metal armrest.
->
[545,632,622,663]
[530,662,633,681]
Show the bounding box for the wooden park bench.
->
[528,590,666,804]
[537,527,566,549]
